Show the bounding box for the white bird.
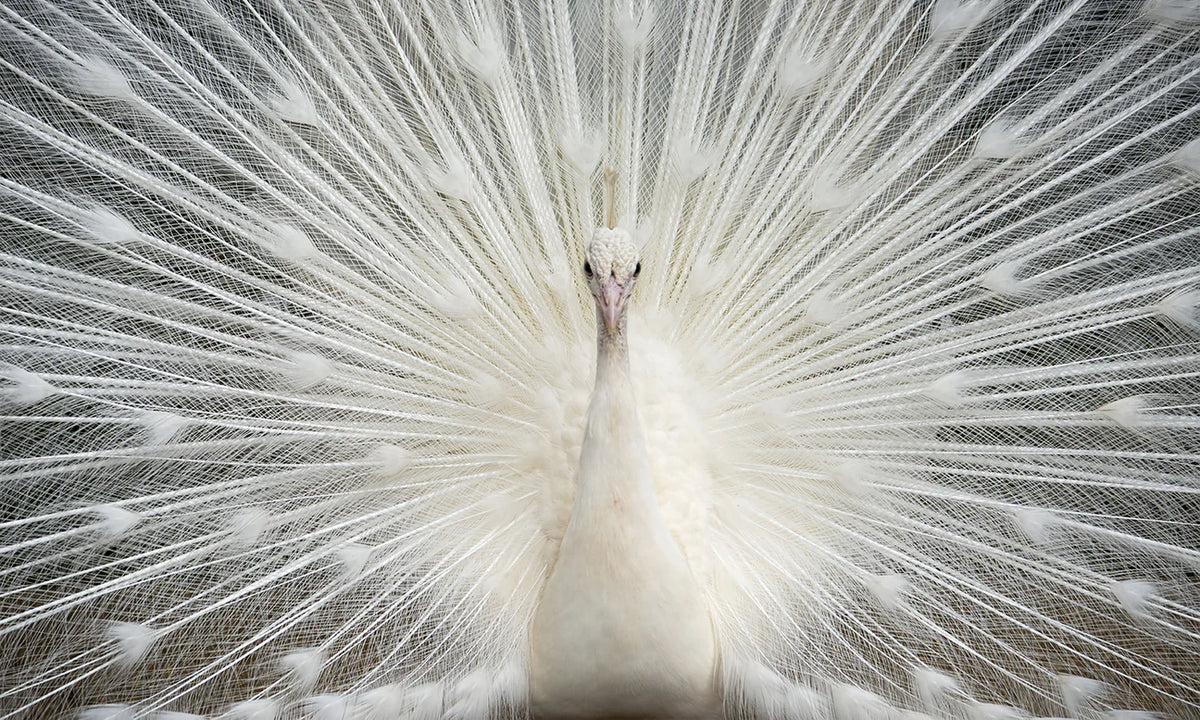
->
[531,222,717,720]
[0,1,1198,720]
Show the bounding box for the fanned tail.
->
[0,1,1197,718]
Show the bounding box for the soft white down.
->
[0,1,1198,720]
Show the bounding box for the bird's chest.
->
[529,507,718,719]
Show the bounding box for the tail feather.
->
[0,0,1198,718]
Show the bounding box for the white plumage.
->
[0,1,1198,719]
[530,227,716,719]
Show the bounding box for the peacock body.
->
[1,0,1198,718]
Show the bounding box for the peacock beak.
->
[600,275,625,334]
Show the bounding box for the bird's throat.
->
[577,333,654,512]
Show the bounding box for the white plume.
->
[0,1,1197,719]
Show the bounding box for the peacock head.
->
[584,227,641,335]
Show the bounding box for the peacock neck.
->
[594,324,630,398]
[575,322,658,514]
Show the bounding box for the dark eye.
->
[583,261,593,277]
[634,262,641,276]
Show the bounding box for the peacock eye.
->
[583,261,593,277]
[634,262,641,277]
